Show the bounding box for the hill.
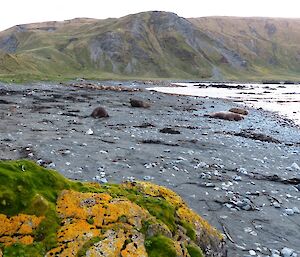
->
[0,160,225,256]
[0,11,300,82]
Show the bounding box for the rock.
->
[284,208,294,215]
[130,98,151,108]
[229,107,249,115]
[206,111,244,121]
[0,160,226,256]
[91,106,109,118]
[86,128,94,135]
[273,202,281,208]
[159,127,181,134]
[292,206,300,214]
[234,175,242,181]
[271,254,281,257]
[249,249,256,255]
[281,247,295,257]
[289,162,300,171]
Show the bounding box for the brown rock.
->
[130,98,150,108]
[91,107,109,118]
[229,107,248,115]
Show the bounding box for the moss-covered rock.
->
[0,160,226,256]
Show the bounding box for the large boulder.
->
[0,160,226,257]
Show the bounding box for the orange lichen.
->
[0,213,44,246]
[124,182,185,207]
[87,229,147,257]
[46,190,150,256]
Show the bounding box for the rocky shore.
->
[0,81,300,256]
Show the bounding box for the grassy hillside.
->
[0,160,225,256]
[0,12,300,82]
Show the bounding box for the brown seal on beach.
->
[207,111,244,121]
[91,107,109,118]
[229,107,248,115]
[130,98,150,108]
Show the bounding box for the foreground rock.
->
[0,160,226,257]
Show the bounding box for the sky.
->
[1,0,300,31]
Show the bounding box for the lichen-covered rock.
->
[0,214,44,246]
[0,160,226,257]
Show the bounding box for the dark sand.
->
[0,82,299,256]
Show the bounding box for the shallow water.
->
[149,82,300,125]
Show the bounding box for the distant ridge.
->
[0,11,300,82]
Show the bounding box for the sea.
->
[149,82,300,126]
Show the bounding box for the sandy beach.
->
[0,81,300,256]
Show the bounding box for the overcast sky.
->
[1,0,300,31]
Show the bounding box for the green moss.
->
[34,210,60,250]
[86,216,95,225]
[145,235,177,257]
[180,221,196,241]
[3,242,45,257]
[0,160,74,216]
[76,236,102,257]
[186,245,204,257]
[133,196,176,233]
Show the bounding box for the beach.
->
[0,81,300,256]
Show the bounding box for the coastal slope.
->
[0,11,300,81]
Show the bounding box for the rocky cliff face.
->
[0,160,226,257]
[0,11,299,82]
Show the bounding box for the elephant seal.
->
[130,98,150,108]
[91,107,109,118]
[208,111,244,121]
[229,107,248,115]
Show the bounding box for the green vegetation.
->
[0,160,73,216]
[3,243,44,257]
[187,245,205,257]
[77,236,102,257]
[145,235,177,257]
[180,220,196,241]
[1,12,300,82]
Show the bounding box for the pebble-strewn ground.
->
[0,81,299,256]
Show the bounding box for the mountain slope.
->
[0,11,300,82]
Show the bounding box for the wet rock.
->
[159,127,181,134]
[130,98,150,108]
[91,106,109,118]
[229,107,249,115]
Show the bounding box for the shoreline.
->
[0,82,300,256]
[148,82,300,127]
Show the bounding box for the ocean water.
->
[148,82,300,126]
